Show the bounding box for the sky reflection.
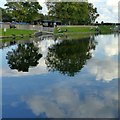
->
[87,34,119,82]
[2,34,119,118]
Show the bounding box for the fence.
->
[1,23,54,32]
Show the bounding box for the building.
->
[42,20,62,27]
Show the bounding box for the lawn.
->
[54,26,96,34]
[0,28,36,37]
[54,25,115,34]
[99,25,114,33]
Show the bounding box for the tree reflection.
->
[46,36,97,76]
[6,43,42,72]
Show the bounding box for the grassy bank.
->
[98,25,114,33]
[54,26,96,34]
[0,36,33,43]
[54,25,115,34]
[0,28,36,37]
[55,32,94,40]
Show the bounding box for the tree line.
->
[46,2,99,25]
[6,36,97,76]
[1,1,99,25]
[1,2,43,24]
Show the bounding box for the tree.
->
[0,7,12,22]
[46,2,99,25]
[101,21,104,25]
[45,36,97,76]
[4,2,42,23]
[6,43,42,72]
[88,3,99,24]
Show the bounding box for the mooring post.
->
[4,28,6,36]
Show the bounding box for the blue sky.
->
[0,0,119,23]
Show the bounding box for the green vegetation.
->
[54,25,115,34]
[0,25,115,43]
[54,26,96,34]
[46,36,97,76]
[6,43,42,72]
[99,25,114,33]
[2,2,42,23]
[46,2,99,25]
[0,28,36,37]
[0,36,33,43]
[55,33,94,40]
[0,29,2,36]
[1,2,99,25]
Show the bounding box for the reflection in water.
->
[88,58,118,82]
[6,43,42,72]
[22,84,118,118]
[87,34,119,82]
[1,34,118,118]
[46,36,97,76]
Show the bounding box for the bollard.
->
[4,28,6,36]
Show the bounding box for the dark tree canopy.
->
[45,36,97,76]
[46,2,99,25]
[0,7,12,22]
[4,2,42,23]
[6,43,42,72]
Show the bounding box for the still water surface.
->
[1,34,119,118]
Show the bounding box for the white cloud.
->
[88,0,101,3]
[94,34,119,57]
[106,0,119,7]
[38,0,48,15]
[0,0,6,8]
[1,59,47,77]
[86,34,119,82]
[87,58,118,82]
[38,0,45,3]
[22,85,118,118]
[22,95,65,117]
[105,37,118,56]
[89,0,118,23]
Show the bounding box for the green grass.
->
[99,25,114,34]
[54,26,96,34]
[0,28,36,37]
[54,25,115,34]
[0,36,35,43]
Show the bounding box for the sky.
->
[0,0,119,23]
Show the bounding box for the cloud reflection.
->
[87,58,118,82]
[2,39,61,77]
[22,85,118,118]
[2,57,48,77]
[104,36,119,57]
[87,34,119,82]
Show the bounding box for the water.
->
[1,34,119,118]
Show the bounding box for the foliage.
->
[45,36,97,76]
[4,2,42,23]
[6,43,42,72]
[46,2,99,25]
[0,7,12,22]
[98,25,114,33]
